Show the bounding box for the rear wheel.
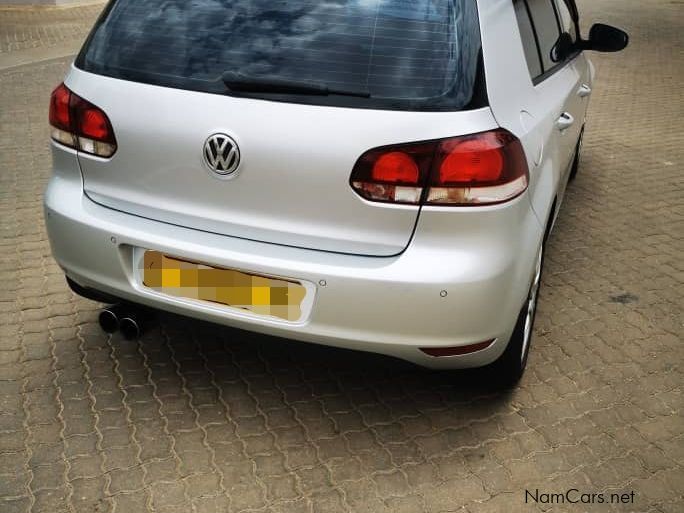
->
[488,242,544,388]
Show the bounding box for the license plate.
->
[141,251,307,322]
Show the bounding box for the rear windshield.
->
[77,0,487,111]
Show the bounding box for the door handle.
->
[556,112,575,131]
[577,84,592,98]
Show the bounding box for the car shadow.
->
[136,311,516,410]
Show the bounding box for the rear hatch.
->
[70,0,490,256]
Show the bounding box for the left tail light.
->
[49,83,117,158]
[350,129,528,206]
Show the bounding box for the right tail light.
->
[350,129,528,206]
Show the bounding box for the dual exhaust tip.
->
[98,304,152,340]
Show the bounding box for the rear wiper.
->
[222,71,371,98]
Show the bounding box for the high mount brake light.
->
[350,129,529,206]
[49,83,117,158]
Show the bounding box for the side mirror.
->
[584,23,629,52]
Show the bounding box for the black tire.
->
[488,241,545,388]
[568,127,584,182]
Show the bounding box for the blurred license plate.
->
[142,251,306,322]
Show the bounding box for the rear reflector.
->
[420,340,494,357]
[350,129,528,206]
[49,83,117,158]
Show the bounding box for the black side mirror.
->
[584,23,629,52]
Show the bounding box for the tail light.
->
[350,141,435,204]
[49,83,117,158]
[350,129,528,206]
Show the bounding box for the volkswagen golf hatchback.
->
[45,0,627,385]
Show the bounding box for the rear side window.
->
[77,0,487,112]
[513,0,581,82]
[524,0,561,72]
[513,0,543,78]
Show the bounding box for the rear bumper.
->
[44,170,543,369]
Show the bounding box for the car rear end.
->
[44,0,544,368]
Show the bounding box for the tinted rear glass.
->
[77,0,486,111]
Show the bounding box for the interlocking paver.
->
[0,3,101,60]
[1,0,683,512]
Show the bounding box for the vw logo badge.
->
[203,134,241,176]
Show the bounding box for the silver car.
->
[44,0,627,386]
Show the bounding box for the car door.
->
[553,0,592,185]
[526,0,585,204]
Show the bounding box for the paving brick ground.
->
[0,3,101,55]
[0,1,682,512]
